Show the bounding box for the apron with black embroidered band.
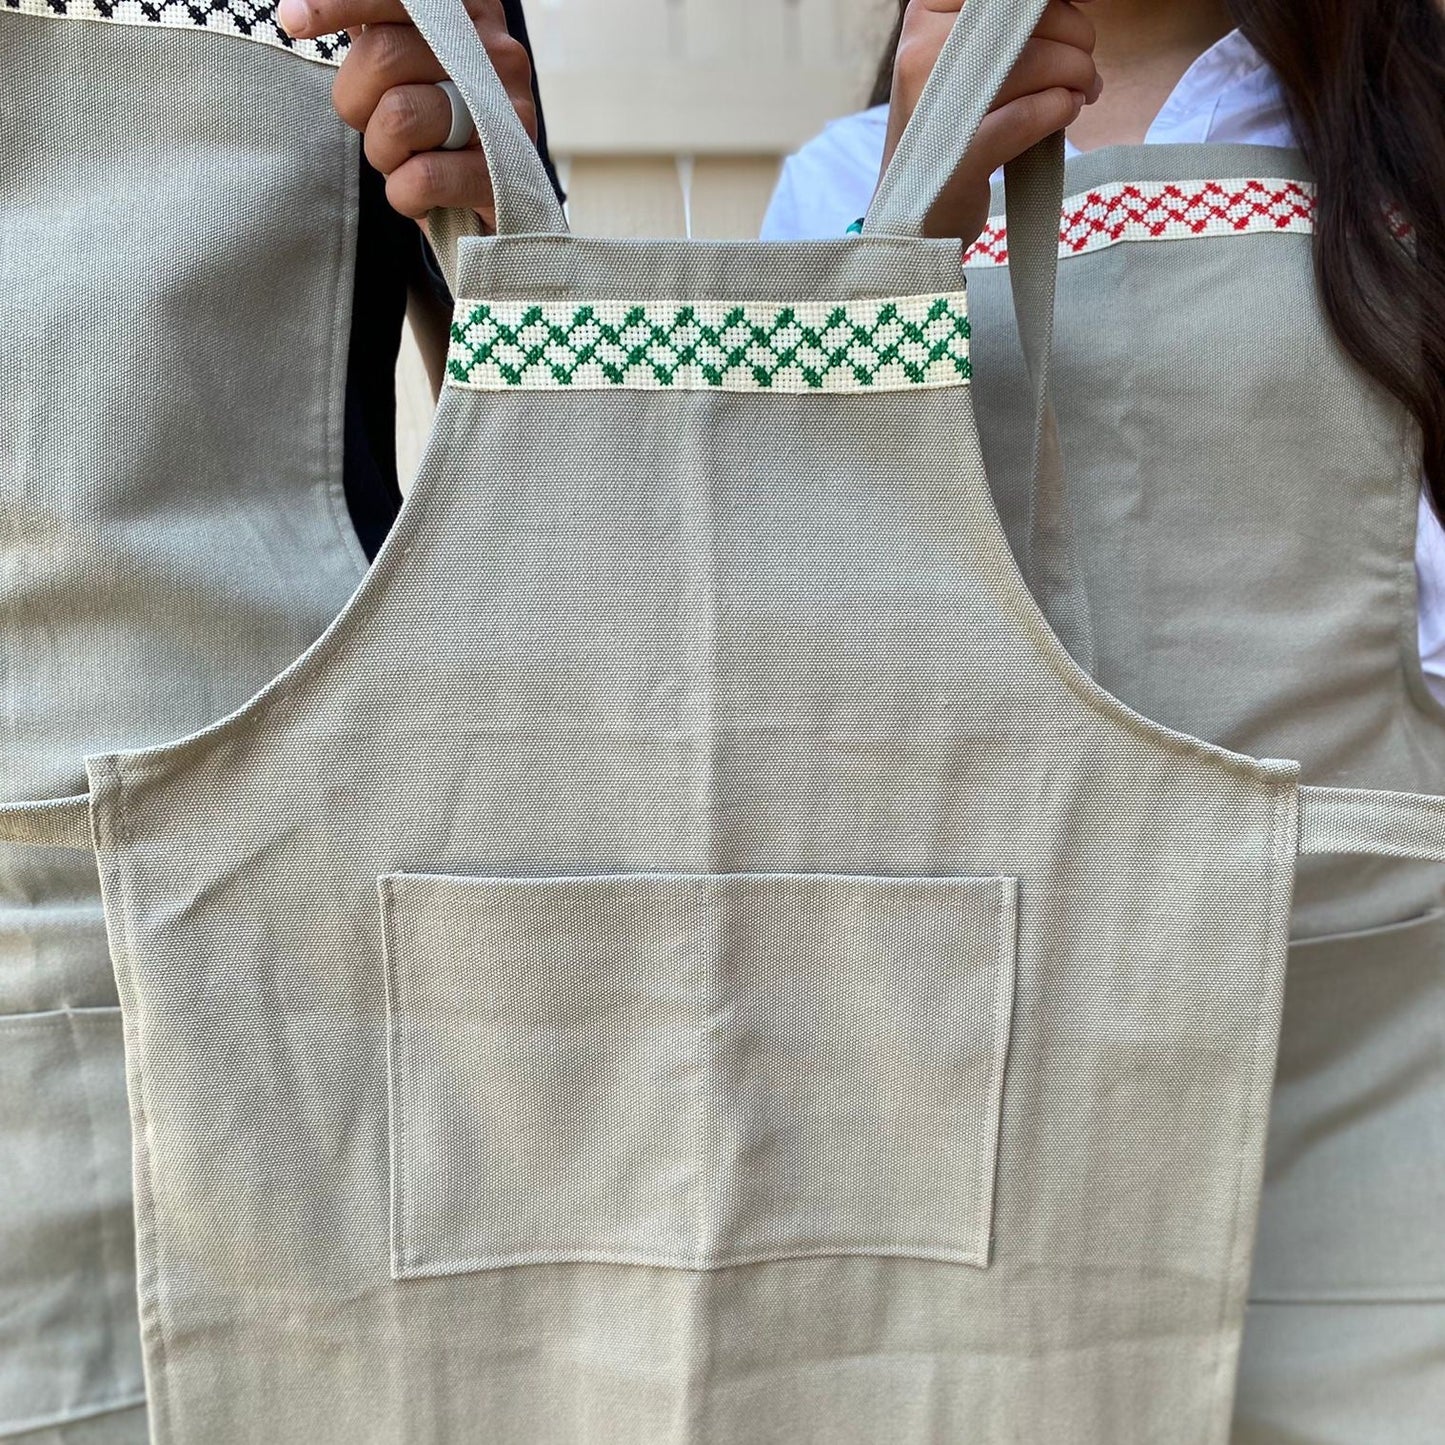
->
[1,5,363,1439]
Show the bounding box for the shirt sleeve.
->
[1415,490,1445,708]
[759,159,806,242]
[756,110,889,242]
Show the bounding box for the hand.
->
[879,0,1101,241]
[277,0,536,227]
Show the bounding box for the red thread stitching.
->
[964,178,1319,266]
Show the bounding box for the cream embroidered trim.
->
[3,0,347,65]
[446,294,973,393]
[964,177,1316,267]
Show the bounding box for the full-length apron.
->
[1,5,362,1440]
[963,148,1445,1441]
[5,2,1445,1440]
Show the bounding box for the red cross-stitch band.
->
[965,176,1416,267]
[964,177,1318,267]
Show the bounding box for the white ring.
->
[435,80,476,151]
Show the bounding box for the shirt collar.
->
[1058,27,1270,157]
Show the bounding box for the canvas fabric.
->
[0,9,363,1440]
[962,148,1445,1439]
[3,2,1445,1443]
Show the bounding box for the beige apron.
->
[4,2,1444,1440]
[964,147,1445,1440]
[1,5,360,1439]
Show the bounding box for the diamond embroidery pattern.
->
[964,178,1317,266]
[445,294,973,393]
[5,0,348,64]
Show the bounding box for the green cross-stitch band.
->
[445,293,972,393]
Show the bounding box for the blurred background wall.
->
[397,0,897,479]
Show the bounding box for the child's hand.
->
[880,0,1101,241]
[278,0,536,225]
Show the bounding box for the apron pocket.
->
[379,870,1019,1277]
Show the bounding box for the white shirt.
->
[760,28,1445,705]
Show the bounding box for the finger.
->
[904,0,1094,52]
[890,35,1092,174]
[918,86,1084,239]
[909,0,1098,14]
[385,149,497,222]
[987,36,1100,112]
[365,82,464,174]
[1031,0,1097,51]
[332,24,537,138]
[1030,1,1103,104]
[969,86,1087,181]
[279,0,491,40]
[332,24,445,131]
[891,0,1095,125]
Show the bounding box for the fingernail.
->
[277,0,311,36]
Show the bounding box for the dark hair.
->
[868,2,1445,517]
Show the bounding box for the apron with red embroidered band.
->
[964,148,1445,1442]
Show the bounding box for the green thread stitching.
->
[446,294,972,392]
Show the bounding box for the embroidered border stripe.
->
[964,177,1317,267]
[445,294,973,393]
[3,0,347,65]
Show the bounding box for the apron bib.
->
[4,2,1444,1439]
[964,148,1445,1440]
[1,6,361,1438]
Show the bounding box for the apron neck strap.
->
[1005,134,1095,672]
[864,0,1094,671]
[393,0,569,263]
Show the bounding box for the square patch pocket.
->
[380,871,1018,1277]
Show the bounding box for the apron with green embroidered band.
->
[4,1,1445,1440]
[963,147,1445,1442]
[1,4,364,1440]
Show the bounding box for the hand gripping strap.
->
[391,0,568,288]
[1298,785,1445,861]
[864,0,1053,242]
[0,795,92,851]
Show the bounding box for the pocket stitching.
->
[381,870,1020,1278]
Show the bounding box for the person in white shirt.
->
[763,4,1445,709]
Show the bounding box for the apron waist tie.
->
[2,784,1444,861]
[0,794,92,850]
[1296,784,1445,861]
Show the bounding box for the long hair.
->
[868,2,1445,517]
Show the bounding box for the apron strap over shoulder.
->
[863,0,1096,674]
[1298,784,1445,861]
[0,794,92,851]
[391,0,569,285]
[1003,136,1095,675]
